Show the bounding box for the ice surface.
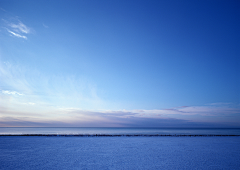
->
[0,136,240,170]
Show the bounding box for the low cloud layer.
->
[0,104,239,127]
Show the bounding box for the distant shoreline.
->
[1,134,240,137]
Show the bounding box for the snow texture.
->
[0,136,240,170]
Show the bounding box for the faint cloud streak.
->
[2,90,23,95]
[7,29,27,39]
[1,15,33,39]
[43,23,48,28]
[9,21,31,34]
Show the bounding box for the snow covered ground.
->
[0,136,240,169]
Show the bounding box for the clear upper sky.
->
[0,0,239,127]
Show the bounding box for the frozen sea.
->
[0,128,240,169]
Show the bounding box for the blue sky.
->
[0,0,239,127]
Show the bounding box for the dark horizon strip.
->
[1,134,240,137]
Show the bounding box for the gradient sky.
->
[0,0,239,127]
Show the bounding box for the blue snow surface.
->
[0,136,240,170]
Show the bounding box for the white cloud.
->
[7,30,27,39]
[58,104,240,121]
[9,21,31,34]
[0,99,240,127]
[2,90,23,95]
[1,16,32,39]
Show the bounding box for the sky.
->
[0,0,239,127]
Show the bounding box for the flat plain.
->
[0,136,240,169]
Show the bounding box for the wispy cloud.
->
[1,14,33,39]
[0,61,33,94]
[2,90,23,95]
[0,61,239,127]
[9,21,31,34]
[130,105,240,116]
[7,29,27,39]
[43,23,48,28]
[0,60,104,110]
[1,105,239,127]
[0,8,6,12]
